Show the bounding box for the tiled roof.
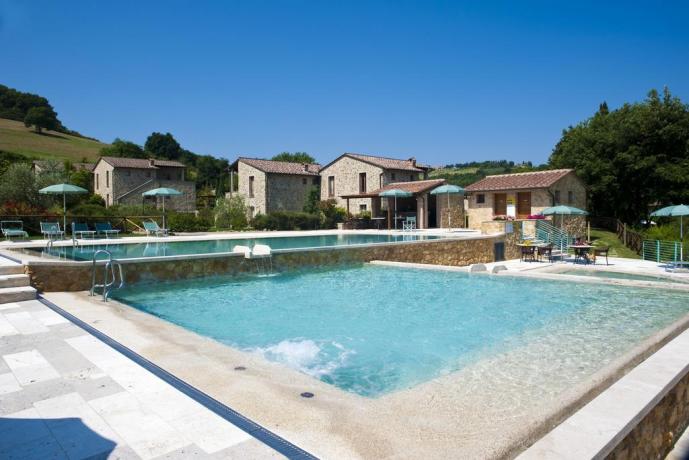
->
[464,169,575,192]
[237,158,321,176]
[100,157,186,169]
[344,153,428,172]
[342,179,446,198]
[32,161,95,172]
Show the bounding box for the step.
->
[0,274,30,288]
[0,264,24,276]
[0,286,37,304]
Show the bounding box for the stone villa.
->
[228,158,321,218]
[464,169,586,230]
[92,157,196,211]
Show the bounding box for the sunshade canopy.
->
[650,204,689,217]
[430,184,465,195]
[541,205,588,216]
[39,183,88,194]
[142,187,182,197]
[378,189,412,198]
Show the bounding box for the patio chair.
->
[520,245,536,262]
[71,222,96,240]
[402,216,417,231]
[537,244,554,263]
[95,222,121,239]
[143,220,169,237]
[592,246,610,266]
[1,220,29,241]
[40,222,64,241]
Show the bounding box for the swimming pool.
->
[30,233,446,261]
[112,264,689,398]
[556,268,689,284]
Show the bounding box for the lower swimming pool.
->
[29,233,446,261]
[556,268,688,284]
[112,264,689,398]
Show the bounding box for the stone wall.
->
[26,234,517,292]
[93,161,115,206]
[436,194,465,228]
[266,173,319,213]
[237,162,267,216]
[606,368,689,459]
[320,156,384,211]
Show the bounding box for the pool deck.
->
[3,249,689,458]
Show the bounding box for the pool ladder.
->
[89,250,125,302]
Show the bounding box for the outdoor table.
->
[371,217,385,230]
[569,245,594,264]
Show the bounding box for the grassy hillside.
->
[0,118,108,162]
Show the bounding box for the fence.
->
[589,216,645,254]
[641,240,687,263]
[0,215,161,236]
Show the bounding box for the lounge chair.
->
[40,222,64,241]
[71,222,96,240]
[1,220,29,241]
[143,220,169,237]
[95,222,120,239]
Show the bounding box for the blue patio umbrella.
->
[542,205,589,256]
[430,184,465,230]
[379,189,412,229]
[650,204,689,240]
[39,183,88,233]
[142,187,182,229]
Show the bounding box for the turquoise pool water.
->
[31,233,444,261]
[558,268,689,284]
[112,265,689,397]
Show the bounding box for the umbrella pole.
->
[447,192,451,231]
[162,197,166,230]
[394,196,397,230]
[63,193,67,237]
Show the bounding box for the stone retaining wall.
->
[26,233,519,292]
[606,367,689,459]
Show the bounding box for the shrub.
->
[214,196,248,230]
[317,199,347,228]
[251,211,320,230]
[69,204,111,217]
[167,212,211,232]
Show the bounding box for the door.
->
[517,192,531,219]
[493,193,507,216]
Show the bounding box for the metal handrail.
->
[89,249,125,301]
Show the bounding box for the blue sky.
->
[1,1,688,166]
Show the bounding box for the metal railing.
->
[641,240,687,263]
[89,250,125,301]
[535,219,571,250]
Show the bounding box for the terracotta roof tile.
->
[100,157,186,169]
[238,158,321,176]
[342,179,446,198]
[344,153,427,172]
[464,169,575,192]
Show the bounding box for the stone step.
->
[0,264,24,276]
[0,274,30,288]
[0,286,37,304]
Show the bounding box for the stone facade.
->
[607,368,689,459]
[93,159,196,212]
[26,233,519,292]
[237,162,267,217]
[436,193,465,228]
[466,172,587,231]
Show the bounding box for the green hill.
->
[0,118,108,162]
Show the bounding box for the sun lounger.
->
[1,220,29,241]
[71,222,96,239]
[143,220,169,237]
[95,222,120,238]
[40,222,64,241]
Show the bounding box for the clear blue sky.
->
[2,1,688,166]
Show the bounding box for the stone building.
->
[229,158,321,218]
[318,153,430,215]
[92,157,196,212]
[464,169,587,231]
[32,160,95,175]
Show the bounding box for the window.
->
[476,194,485,204]
[249,206,255,219]
[379,173,384,188]
[328,176,335,197]
[312,177,319,185]
[410,174,414,181]
[568,191,574,203]
[493,193,507,215]
[249,176,255,198]
[554,190,561,204]
[106,171,109,188]
[359,173,367,193]
[359,204,367,212]
[146,171,151,178]
[95,174,99,190]
[302,177,307,185]
[106,194,110,206]
[391,172,396,180]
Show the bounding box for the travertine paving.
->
[0,299,283,459]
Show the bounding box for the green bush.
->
[251,211,320,230]
[214,196,248,230]
[644,222,683,241]
[166,212,211,232]
[69,204,111,217]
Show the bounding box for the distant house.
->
[229,158,321,218]
[464,169,586,229]
[32,160,95,175]
[318,153,430,215]
[92,157,196,211]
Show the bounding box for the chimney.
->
[149,159,155,167]
[303,163,309,172]
[409,157,416,166]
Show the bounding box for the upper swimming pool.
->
[28,233,446,261]
[112,264,689,398]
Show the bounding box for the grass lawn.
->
[0,118,108,162]
[589,228,640,259]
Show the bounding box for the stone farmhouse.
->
[228,158,321,218]
[92,157,196,211]
[32,160,95,175]
[464,169,586,230]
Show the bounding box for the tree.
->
[145,132,182,160]
[303,186,320,213]
[100,138,146,158]
[0,163,42,208]
[549,87,689,224]
[23,106,59,133]
[271,152,316,164]
[214,195,248,230]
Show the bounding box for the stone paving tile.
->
[3,310,50,334]
[0,371,21,394]
[210,438,287,459]
[3,348,61,385]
